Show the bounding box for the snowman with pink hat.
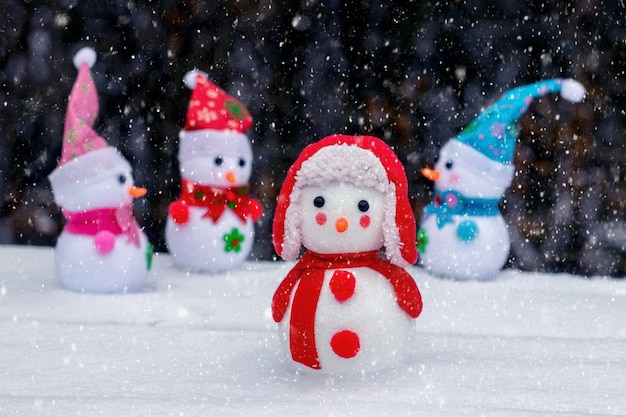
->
[271,134,422,373]
[165,70,262,272]
[48,47,152,293]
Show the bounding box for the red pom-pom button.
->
[169,201,190,225]
[330,330,360,358]
[329,270,356,302]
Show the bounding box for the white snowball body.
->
[165,209,255,273]
[56,231,150,293]
[419,211,511,281]
[278,266,415,374]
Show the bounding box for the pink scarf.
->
[63,204,141,247]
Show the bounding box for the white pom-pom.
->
[560,79,586,103]
[183,69,208,89]
[73,47,97,70]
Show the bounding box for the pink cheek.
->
[315,213,327,226]
[359,215,371,229]
[449,173,460,184]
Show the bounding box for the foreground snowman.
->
[166,70,262,272]
[272,135,422,373]
[48,47,152,293]
[418,78,586,280]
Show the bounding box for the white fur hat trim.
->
[49,147,131,206]
[281,143,406,266]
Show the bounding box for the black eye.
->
[239,158,246,167]
[118,174,126,184]
[445,160,454,170]
[358,200,369,212]
[214,156,224,166]
[313,196,325,208]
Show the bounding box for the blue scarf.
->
[424,189,500,228]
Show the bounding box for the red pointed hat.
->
[182,70,253,133]
[273,134,417,267]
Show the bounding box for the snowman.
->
[271,134,422,373]
[418,78,586,280]
[165,70,262,272]
[47,47,152,293]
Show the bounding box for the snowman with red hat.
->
[418,78,586,280]
[271,134,422,373]
[48,47,152,293]
[166,71,262,272]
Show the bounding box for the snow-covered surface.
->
[1,244,625,416]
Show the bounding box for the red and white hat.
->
[48,47,131,206]
[273,134,418,267]
[178,70,253,162]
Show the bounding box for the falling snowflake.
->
[223,228,244,253]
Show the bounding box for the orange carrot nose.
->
[128,186,147,198]
[335,217,349,233]
[421,168,441,181]
[225,171,237,184]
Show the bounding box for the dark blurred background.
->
[1,0,624,276]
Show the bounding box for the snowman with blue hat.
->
[418,78,585,280]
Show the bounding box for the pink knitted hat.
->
[60,47,108,164]
[273,134,418,267]
[48,47,131,206]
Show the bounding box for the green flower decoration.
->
[224,99,248,121]
[416,228,429,254]
[223,228,244,253]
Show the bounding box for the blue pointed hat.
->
[455,78,585,165]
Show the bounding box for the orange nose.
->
[225,171,237,184]
[335,218,348,233]
[128,186,147,198]
[421,168,441,181]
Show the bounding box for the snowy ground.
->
[1,244,625,417]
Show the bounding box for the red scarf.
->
[63,205,141,247]
[271,250,422,369]
[177,178,262,224]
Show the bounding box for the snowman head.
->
[178,129,252,187]
[424,139,515,199]
[273,135,417,267]
[49,147,145,212]
[295,151,388,255]
[177,70,254,188]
